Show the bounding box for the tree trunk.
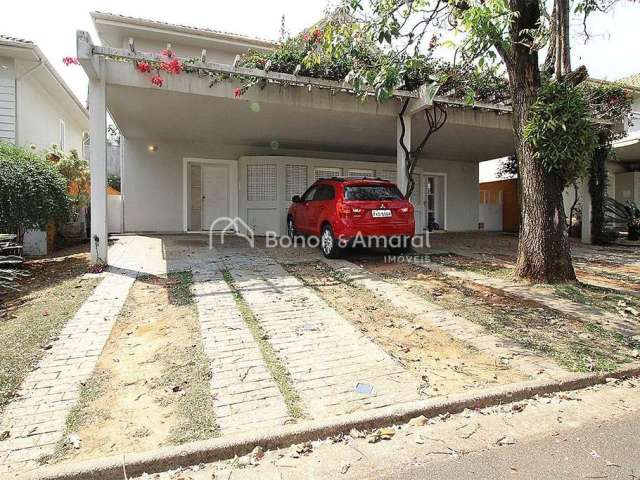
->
[506,0,576,282]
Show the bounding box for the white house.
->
[0,35,88,152]
[78,12,524,263]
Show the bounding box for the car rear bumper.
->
[333,220,415,240]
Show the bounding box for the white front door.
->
[202,165,230,230]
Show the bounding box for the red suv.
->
[287,177,415,258]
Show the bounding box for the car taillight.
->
[400,206,413,214]
[352,208,362,215]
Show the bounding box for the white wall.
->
[479,204,503,231]
[615,171,640,204]
[15,69,86,153]
[121,138,481,234]
[108,194,123,233]
[0,56,16,143]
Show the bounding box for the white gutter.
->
[1,37,88,119]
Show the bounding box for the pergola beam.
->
[84,39,418,100]
[76,31,99,80]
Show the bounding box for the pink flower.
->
[136,61,151,73]
[62,57,80,66]
[313,29,323,42]
[303,33,310,42]
[160,58,183,74]
[151,75,164,87]
[161,48,174,58]
[234,87,242,98]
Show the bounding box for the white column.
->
[89,58,108,264]
[581,177,592,244]
[397,114,411,195]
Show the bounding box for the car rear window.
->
[343,185,404,201]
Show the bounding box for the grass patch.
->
[553,281,640,317]
[158,271,219,444]
[46,371,111,462]
[0,263,98,411]
[167,271,196,306]
[222,270,306,419]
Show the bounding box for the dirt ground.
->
[54,272,217,464]
[424,251,640,319]
[360,260,639,372]
[284,261,525,396]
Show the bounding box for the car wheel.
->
[287,216,297,239]
[321,224,341,258]
[388,236,410,255]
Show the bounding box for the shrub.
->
[604,197,640,241]
[0,142,70,236]
[46,145,90,221]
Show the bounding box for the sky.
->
[1,0,638,181]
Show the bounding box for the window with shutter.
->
[247,164,277,201]
[314,167,342,181]
[286,165,308,199]
[377,170,396,182]
[346,168,375,178]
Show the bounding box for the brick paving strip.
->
[190,261,292,433]
[217,246,422,419]
[0,269,136,476]
[322,258,567,380]
[420,260,640,337]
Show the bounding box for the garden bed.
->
[51,272,217,464]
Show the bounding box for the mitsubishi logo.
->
[379,203,386,208]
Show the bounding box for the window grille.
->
[377,170,396,182]
[347,168,375,178]
[314,167,342,181]
[247,164,277,201]
[286,165,308,199]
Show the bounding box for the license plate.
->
[372,209,392,218]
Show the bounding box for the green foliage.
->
[582,83,633,129]
[237,14,510,104]
[0,142,70,234]
[107,175,121,192]
[523,81,598,187]
[46,145,90,221]
[589,131,611,245]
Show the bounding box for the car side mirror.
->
[292,195,301,203]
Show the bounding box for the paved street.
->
[382,412,640,480]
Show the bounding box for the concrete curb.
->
[28,364,640,480]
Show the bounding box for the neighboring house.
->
[0,35,88,152]
[479,179,519,233]
[78,12,520,262]
[1,35,89,256]
[610,73,640,206]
